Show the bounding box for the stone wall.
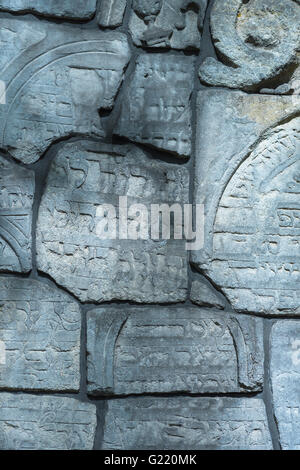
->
[0,0,299,450]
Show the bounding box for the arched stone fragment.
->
[115,54,194,158]
[87,307,264,396]
[102,396,272,449]
[36,140,189,303]
[0,277,81,391]
[199,0,300,91]
[192,90,300,315]
[0,394,96,450]
[0,19,130,164]
[0,0,97,19]
[0,155,34,273]
[129,0,208,50]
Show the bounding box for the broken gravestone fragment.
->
[102,396,272,449]
[0,394,96,450]
[0,156,34,273]
[0,0,97,19]
[192,89,300,316]
[115,54,194,158]
[87,306,264,395]
[190,280,226,309]
[98,0,127,28]
[36,140,189,303]
[199,0,300,91]
[0,277,81,391]
[129,0,208,50]
[271,321,300,450]
[0,18,130,164]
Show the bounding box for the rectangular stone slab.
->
[0,156,34,273]
[37,141,189,304]
[191,89,300,316]
[87,306,264,395]
[0,0,97,19]
[0,394,96,450]
[0,277,81,391]
[98,0,127,27]
[102,396,272,449]
[271,321,300,450]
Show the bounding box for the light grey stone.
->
[0,156,34,273]
[87,306,263,395]
[271,321,300,450]
[190,280,226,309]
[0,0,97,19]
[0,19,130,164]
[199,0,300,91]
[129,0,208,50]
[36,140,189,303]
[192,89,300,315]
[102,396,272,449]
[98,0,127,27]
[115,54,194,157]
[0,277,81,391]
[0,394,96,450]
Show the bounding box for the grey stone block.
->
[87,306,264,395]
[129,0,208,50]
[199,0,300,91]
[115,54,194,157]
[0,156,34,273]
[0,277,81,391]
[0,394,96,450]
[191,89,300,315]
[98,0,127,28]
[0,0,97,19]
[36,140,189,303]
[190,280,226,309]
[102,396,272,449]
[0,19,130,164]
[271,321,300,450]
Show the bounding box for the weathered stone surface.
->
[129,0,208,50]
[98,0,127,28]
[0,0,97,19]
[190,280,226,309]
[199,0,300,91]
[37,141,189,303]
[0,156,34,273]
[271,321,300,450]
[192,90,300,315]
[115,54,194,157]
[0,277,81,391]
[0,394,96,450]
[87,306,263,395]
[0,19,130,164]
[102,397,272,449]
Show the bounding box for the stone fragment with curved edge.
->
[0,18,130,164]
[0,0,97,19]
[199,0,300,91]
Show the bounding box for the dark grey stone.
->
[129,0,208,50]
[192,89,300,315]
[0,394,96,450]
[271,321,300,450]
[115,54,194,157]
[0,277,81,391]
[98,0,127,28]
[190,280,226,309]
[0,0,97,19]
[199,0,300,91]
[36,141,189,303]
[102,396,272,449]
[0,156,34,273]
[0,19,130,164]
[87,306,264,395]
